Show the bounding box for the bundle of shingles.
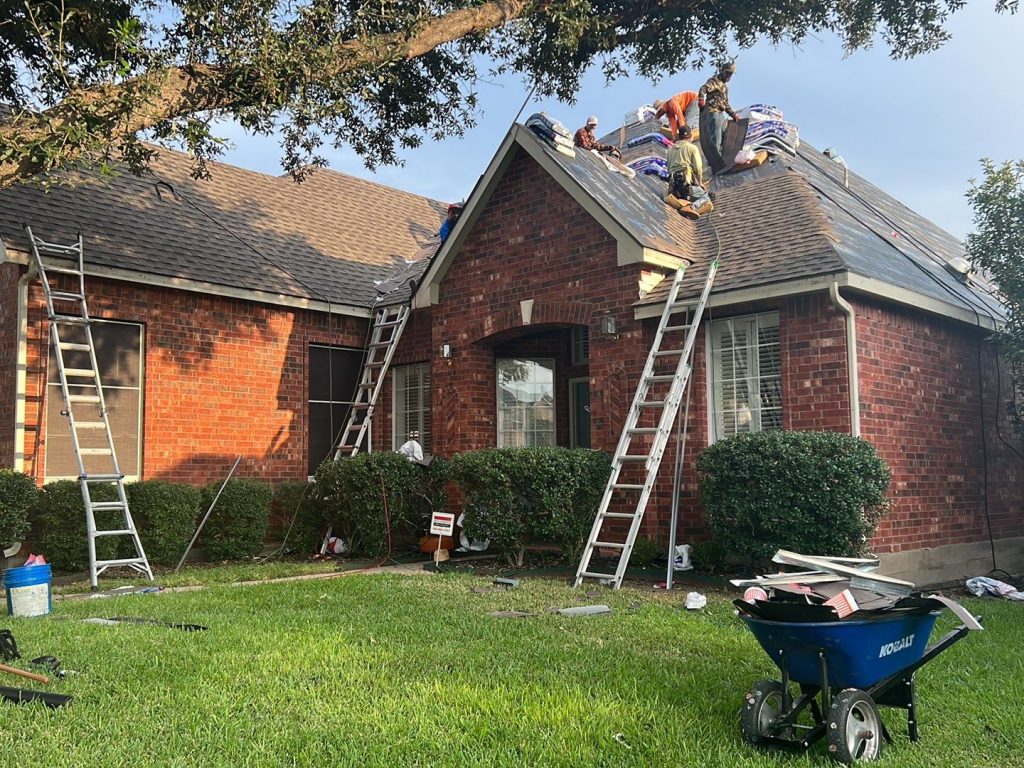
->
[735,104,800,157]
[525,113,575,158]
[732,550,981,628]
[614,106,673,179]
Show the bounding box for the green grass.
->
[2,573,1022,767]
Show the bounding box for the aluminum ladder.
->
[574,259,719,588]
[24,226,154,589]
[333,303,410,459]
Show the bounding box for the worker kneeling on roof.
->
[573,116,620,158]
[666,126,713,218]
[653,91,700,140]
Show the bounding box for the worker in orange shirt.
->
[653,91,700,139]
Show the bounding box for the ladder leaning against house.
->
[574,259,719,589]
[24,226,154,590]
[332,303,410,459]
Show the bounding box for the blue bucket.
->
[3,564,53,617]
[741,611,941,689]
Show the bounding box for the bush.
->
[691,538,726,573]
[630,536,661,566]
[0,469,37,552]
[29,480,121,572]
[314,453,441,557]
[126,481,201,566]
[199,478,272,561]
[697,430,891,563]
[450,447,611,565]
[270,481,328,555]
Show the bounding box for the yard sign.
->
[430,512,455,537]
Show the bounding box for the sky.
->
[217,3,1024,241]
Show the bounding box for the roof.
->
[0,146,446,310]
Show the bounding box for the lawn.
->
[1,571,1022,767]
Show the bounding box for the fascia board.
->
[843,273,1000,331]
[634,274,842,319]
[2,246,370,318]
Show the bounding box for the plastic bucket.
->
[3,564,53,617]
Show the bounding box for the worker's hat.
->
[586,115,599,126]
[653,99,665,109]
[719,60,737,74]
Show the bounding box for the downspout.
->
[829,281,860,437]
[13,258,39,473]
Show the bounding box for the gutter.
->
[829,281,861,437]
[14,260,38,473]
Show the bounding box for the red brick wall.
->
[0,262,20,467]
[855,296,1023,553]
[18,274,369,485]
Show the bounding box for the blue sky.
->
[217,4,1023,240]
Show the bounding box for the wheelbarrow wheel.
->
[828,688,883,763]
[740,679,787,744]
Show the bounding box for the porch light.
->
[440,343,452,359]
[600,315,617,337]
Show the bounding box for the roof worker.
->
[573,116,621,158]
[439,202,463,242]
[665,125,713,219]
[698,60,740,155]
[653,91,700,140]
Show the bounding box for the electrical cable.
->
[801,149,1020,574]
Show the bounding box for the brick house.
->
[2,123,1021,582]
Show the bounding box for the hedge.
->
[126,480,202,566]
[314,453,444,557]
[450,447,611,565]
[0,469,37,553]
[199,478,273,561]
[270,481,327,555]
[697,430,891,563]
[28,480,122,572]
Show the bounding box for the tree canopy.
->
[0,0,1017,187]
[966,159,1024,438]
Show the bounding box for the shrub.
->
[126,481,201,566]
[691,538,727,573]
[450,447,611,565]
[0,469,37,552]
[29,480,121,572]
[697,430,891,563]
[199,478,273,561]
[630,536,661,566]
[314,453,439,557]
[270,481,328,555]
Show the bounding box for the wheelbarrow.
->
[738,610,977,763]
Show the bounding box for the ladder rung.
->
[41,264,82,275]
[95,557,148,568]
[83,474,123,482]
[646,375,675,383]
[653,349,683,357]
[50,291,84,301]
[579,571,616,580]
[602,511,639,518]
[611,484,645,491]
[663,324,692,333]
[376,319,404,329]
[357,382,374,389]
[627,428,658,435]
[593,541,626,549]
[638,400,665,408]
[89,502,126,511]
[619,455,650,462]
[93,529,133,538]
[64,368,97,378]
[75,421,106,430]
[365,362,384,368]
[59,342,91,351]
[79,448,113,456]
[68,394,100,403]
[368,341,392,349]
[52,315,91,325]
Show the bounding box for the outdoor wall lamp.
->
[600,314,617,337]
[440,343,452,359]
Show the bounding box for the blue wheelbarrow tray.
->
[741,611,941,689]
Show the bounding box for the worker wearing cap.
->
[573,116,620,158]
[667,125,704,195]
[439,203,463,242]
[698,61,740,154]
[653,91,700,139]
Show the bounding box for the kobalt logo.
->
[879,634,915,658]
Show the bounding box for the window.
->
[571,326,590,365]
[45,320,143,480]
[497,359,555,447]
[709,312,782,441]
[393,364,431,453]
[308,344,363,475]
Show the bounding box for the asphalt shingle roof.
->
[0,147,446,308]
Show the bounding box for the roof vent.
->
[945,256,974,283]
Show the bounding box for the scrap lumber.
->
[772,551,914,596]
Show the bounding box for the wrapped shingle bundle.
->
[525,113,576,157]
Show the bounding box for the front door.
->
[569,378,591,449]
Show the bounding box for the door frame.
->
[568,376,591,449]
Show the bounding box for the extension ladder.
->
[24,226,154,589]
[333,303,410,459]
[574,259,719,588]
